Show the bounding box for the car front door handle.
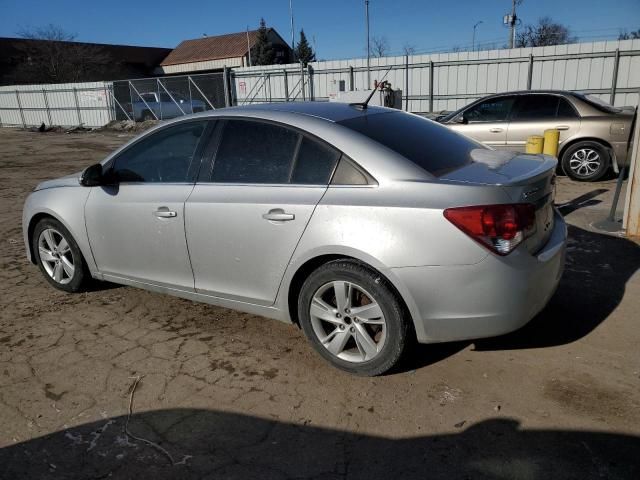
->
[262,209,295,222]
[154,207,177,218]
[489,128,504,133]
[555,125,570,130]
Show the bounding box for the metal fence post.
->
[429,61,434,113]
[300,63,306,101]
[527,54,534,90]
[15,90,26,127]
[42,89,52,126]
[307,65,314,101]
[284,70,289,102]
[404,55,409,111]
[349,66,354,91]
[72,88,82,126]
[187,76,194,112]
[610,48,621,106]
[223,67,231,107]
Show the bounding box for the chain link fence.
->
[111,72,228,122]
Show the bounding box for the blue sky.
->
[1,0,639,59]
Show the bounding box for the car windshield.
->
[338,111,483,176]
[572,92,621,113]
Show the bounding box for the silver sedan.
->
[22,102,567,375]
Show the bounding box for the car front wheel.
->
[32,217,89,292]
[298,260,411,376]
[561,141,610,182]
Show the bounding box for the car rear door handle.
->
[555,125,570,130]
[262,208,295,222]
[489,128,503,133]
[154,207,177,218]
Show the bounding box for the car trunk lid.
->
[440,150,557,254]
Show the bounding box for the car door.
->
[85,120,212,290]
[448,96,516,149]
[506,94,581,152]
[185,119,340,306]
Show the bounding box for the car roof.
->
[214,101,391,123]
[485,89,575,97]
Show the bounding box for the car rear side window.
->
[557,98,578,118]
[290,137,341,184]
[512,95,559,120]
[338,112,481,176]
[112,121,208,183]
[212,120,299,184]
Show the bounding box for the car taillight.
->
[444,204,536,255]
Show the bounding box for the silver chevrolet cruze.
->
[22,102,567,375]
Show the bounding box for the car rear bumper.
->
[393,210,567,344]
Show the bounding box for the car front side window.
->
[111,121,208,183]
[464,97,515,123]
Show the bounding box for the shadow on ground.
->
[1,410,638,479]
[405,223,640,370]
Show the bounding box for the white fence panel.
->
[0,81,113,127]
[232,39,640,113]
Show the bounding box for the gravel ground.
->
[0,128,639,479]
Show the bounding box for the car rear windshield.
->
[572,92,621,113]
[338,111,482,176]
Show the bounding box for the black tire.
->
[32,217,90,293]
[297,260,411,376]
[561,141,610,182]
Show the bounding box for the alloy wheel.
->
[568,148,601,177]
[38,228,75,285]
[309,281,387,363]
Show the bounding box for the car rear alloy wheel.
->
[33,217,89,292]
[310,281,387,363]
[569,148,600,177]
[561,141,610,182]
[298,260,411,376]
[38,228,75,285]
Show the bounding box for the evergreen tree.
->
[295,29,316,66]
[251,18,275,66]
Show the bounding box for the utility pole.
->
[246,26,252,67]
[365,0,370,87]
[289,0,296,60]
[507,0,519,49]
[472,21,483,51]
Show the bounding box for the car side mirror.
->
[455,115,468,125]
[79,163,104,187]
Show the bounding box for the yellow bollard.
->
[543,129,560,157]
[526,135,544,154]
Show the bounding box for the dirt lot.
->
[0,128,639,479]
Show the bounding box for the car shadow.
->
[1,409,637,479]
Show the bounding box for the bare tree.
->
[402,42,417,56]
[371,36,390,58]
[515,17,575,48]
[12,24,113,83]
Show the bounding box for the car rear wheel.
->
[298,260,411,376]
[561,141,610,182]
[32,217,89,293]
